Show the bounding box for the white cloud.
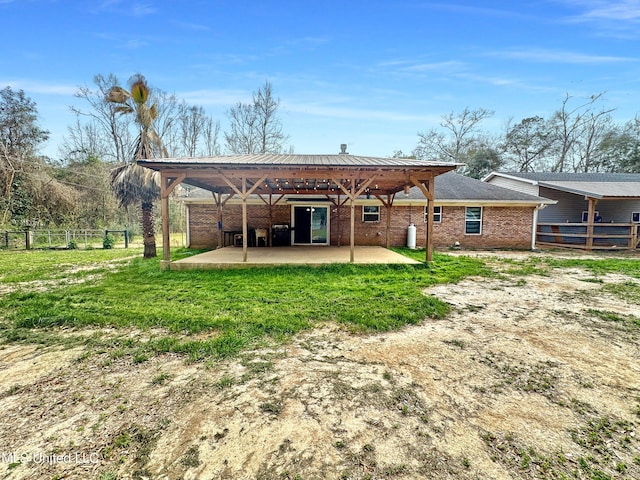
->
[569,0,640,21]
[283,100,439,123]
[0,79,77,96]
[489,47,635,64]
[558,0,640,37]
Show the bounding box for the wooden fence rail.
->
[537,222,639,250]
[1,229,130,250]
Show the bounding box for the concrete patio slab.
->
[170,246,421,270]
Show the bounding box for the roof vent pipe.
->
[339,144,348,154]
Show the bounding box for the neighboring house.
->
[483,172,640,250]
[185,171,554,250]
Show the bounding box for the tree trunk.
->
[141,200,157,258]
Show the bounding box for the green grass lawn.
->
[0,248,491,361]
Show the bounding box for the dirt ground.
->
[0,251,639,480]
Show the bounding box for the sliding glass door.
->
[292,205,329,245]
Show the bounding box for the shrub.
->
[103,234,115,249]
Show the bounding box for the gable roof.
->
[483,172,640,199]
[139,154,461,197]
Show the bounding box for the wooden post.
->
[25,227,32,250]
[386,194,393,248]
[350,196,355,263]
[426,195,434,262]
[161,188,171,263]
[336,192,342,247]
[242,177,248,262]
[586,197,597,251]
[410,174,434,262]
[331,176,376,263]
[215,192,223,248]
[160,173,186,269]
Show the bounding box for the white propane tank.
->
[407,223,417,249]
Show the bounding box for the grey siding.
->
[598,200,640,223]
[537,187,640,223]
[537,188,589,222]
[487,176,539,196]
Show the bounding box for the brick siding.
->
[187,203,534,249]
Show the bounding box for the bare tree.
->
[202,115,221,156]
[548,93,615,172]
[151,90,180,157]
[503,116,554,172]
[72,74,132,164]
[413,107,494,163]
[574,111,617,172]
[224,81,288,154]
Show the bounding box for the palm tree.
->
[106,74,167,258]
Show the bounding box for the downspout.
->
[532,204,547,250]
[185,204,190,248]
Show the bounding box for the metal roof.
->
[498,172,640,182]
[139,154,462,197]
[487,172,640,199]
[140,154,459,168]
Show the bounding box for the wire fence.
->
[1,229,131,250]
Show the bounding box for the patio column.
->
[586,197,597,251]
[410,174,435,262]
[214,192,223,249]
[220,173,267,262]
[160,172,186,269]
[242,178,248,262]
[375,193,394,248]
[333,175,377,263]
[350,195,355,263]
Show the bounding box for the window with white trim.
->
[465,207,482,234]
[582,211,600,222]
[423,205,442,223]
[362,205,380,222]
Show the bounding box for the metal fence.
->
[1,229,130,250]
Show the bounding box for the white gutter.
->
[532,203,548,250]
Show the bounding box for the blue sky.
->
[1,0,639,159]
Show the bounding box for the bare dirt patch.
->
[0,257,638,480]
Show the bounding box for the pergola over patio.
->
[137,154,460,267]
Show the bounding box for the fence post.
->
[25,227,32,250]
[124,230,129,248]
[4,231,8,249]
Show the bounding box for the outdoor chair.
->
[255,228,268,247]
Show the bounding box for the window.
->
[423,205,442,223]
[582,211,600,222]
[632,212,640,223]
[362,205,380,222]
[465,207,482,234]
